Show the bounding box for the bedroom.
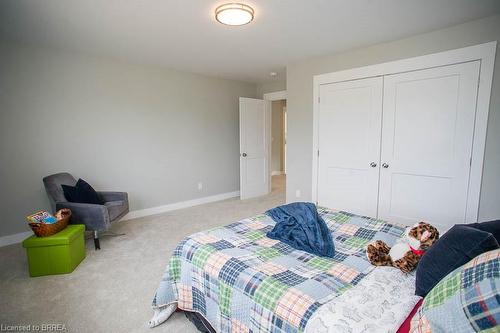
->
[0,1,499,332]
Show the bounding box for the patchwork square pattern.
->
[192,286,206,314]
[328,263,360,283]
[246,220,268,230]
[204,252,231,277]
[192,233,219,244]
[153,207,408,333]
[226,222,250,235]
[313,272,347,293]
[308,256,335,271]
[256,261,287,275]
[337,224,359,235]
[414,249,500,333]
[272,270,308,286]
[169,256,182,280]
[462,259,500,289]
[254,277,288,310]
[464,250,499,269]
[203,272,219,301]
[219,258,249,286]
[289,265,324,279]
[271,242,295,255]
[245,230,265,241]
[219,282,232,316]
[343,236,370,249]
[191,245,216,269]
[256,248,282,261]
[250,304,273,332]
[255,237,280,248]
[230,319,250,333]
[234,269,265,297]
[211,240,235,250]
[178,284,193,310]
[423,271,461,310]
[275,289,315,327]
[173,238,189,257]
[182,241,200,261]
[292,252,315,262]
[354,227,377,239]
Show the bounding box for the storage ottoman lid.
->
[23,224,85,248]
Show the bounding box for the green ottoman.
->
[22,224,86,277]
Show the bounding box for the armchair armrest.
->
[55,202,110,231]
[97,191,128,203]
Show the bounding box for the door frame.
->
[263,90,287,193]
[311,41,496,223]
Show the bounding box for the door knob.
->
[370,162,377,168]
[382,163,389,168]
[242,153,247,157]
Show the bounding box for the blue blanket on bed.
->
[265,202,335,257]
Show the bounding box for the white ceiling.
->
[1,0,499,83]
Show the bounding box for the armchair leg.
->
[94,231,101,250]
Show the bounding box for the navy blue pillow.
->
[415,224,499,297]
[461,220,500,244]
[62,179,103,205]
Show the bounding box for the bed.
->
[152,207,422,332]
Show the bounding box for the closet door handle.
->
[382,163,389,168]
[370,162,377,168]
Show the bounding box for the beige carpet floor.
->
[0,176,285,333]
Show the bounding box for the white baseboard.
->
[0,231,32,247]
[0,191,240,247]
[271,171,284,176]
[122,190,240,221]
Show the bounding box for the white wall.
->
[0,42,256,238]
[271,100,285,173]
[286,15,500,221]
[256,80,286,98]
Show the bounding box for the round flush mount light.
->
[215,3,254,26]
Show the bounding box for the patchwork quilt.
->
[411,249,500,333]
[152,207,407,332]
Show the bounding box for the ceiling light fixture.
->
[215,3,254,26]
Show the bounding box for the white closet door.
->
[317,77,383,217]
[378,61,480,228]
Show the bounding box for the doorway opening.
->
[238,90,286,200]
[270,99,286,195]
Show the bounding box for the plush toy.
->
[366,222,439,273]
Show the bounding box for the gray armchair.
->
[43,172,129,250]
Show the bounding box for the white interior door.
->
[317,77,383,217]
[378,61,480,229]
[240,97,270,200]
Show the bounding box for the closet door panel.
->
[317,77,383,217]
[378,61,480,228]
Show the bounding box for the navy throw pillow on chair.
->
[62,178,103,205]
[415,224,499,297]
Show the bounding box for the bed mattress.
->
[152,207,421,332]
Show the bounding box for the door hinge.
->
[318,96,320,103]
[317,149,320,157]
[470,157,472,166]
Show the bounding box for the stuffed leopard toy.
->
[366,222,439,273]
